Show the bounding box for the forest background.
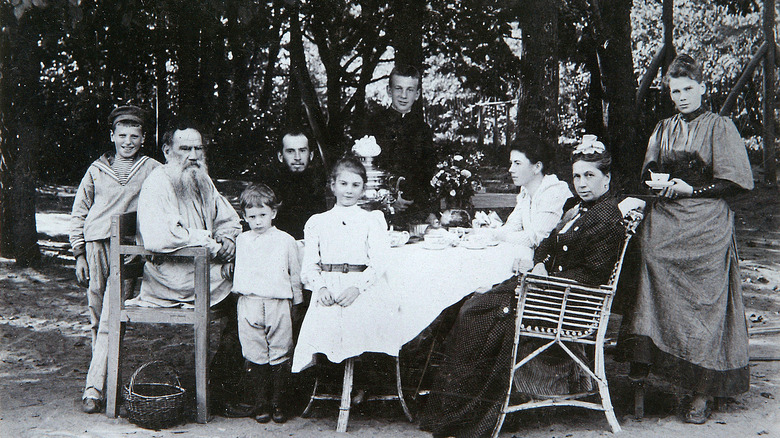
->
[0,0,777,266]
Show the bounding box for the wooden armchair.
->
[491,208,644,436]
[105,212,226,424]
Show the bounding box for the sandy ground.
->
[1,183,778,437]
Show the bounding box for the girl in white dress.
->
[292,155,403,373]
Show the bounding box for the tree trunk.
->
[173,3,204,121]
[0,20,13,258]
[10,119,41,266]
[258,3,284,110]
[762,0,777,184]
[593,0,641,191]
[1,11,46,265]
[516,0,559,142]
[582,34,606,140]
[348,26,388,135]
[154,3,168,150]
[391,0,425,70]
[288,1,331,164]
[308,5,347,154]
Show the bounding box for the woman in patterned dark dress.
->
[617,54,753,424]
[419,140,626,438]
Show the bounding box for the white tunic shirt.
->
[493,174,572,251]
[232,227,303,304]
[129,165,241,307]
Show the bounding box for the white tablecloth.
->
[387,242,531,345]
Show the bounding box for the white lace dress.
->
[292,205,403,372]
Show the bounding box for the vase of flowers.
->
[430,152,483,211]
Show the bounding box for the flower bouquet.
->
[430,152,483,210]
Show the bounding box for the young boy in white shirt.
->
[226,183,302,423]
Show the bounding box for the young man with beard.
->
[262,128,327,240]
[80,123,243,414]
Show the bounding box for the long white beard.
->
[165,160,213,206]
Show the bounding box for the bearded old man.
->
[81,123,242,413]
[128,125,240,307]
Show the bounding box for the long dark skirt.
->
[418,277,518,438]
[617,198,749,396]
[418,277,594,437]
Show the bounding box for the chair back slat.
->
[606,209,643,287]
[515,208,644,341]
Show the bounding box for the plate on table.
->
[645,180,673,189]
[460,240,487,250]
[421,241,448,250]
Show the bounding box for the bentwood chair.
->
[105,212,226,424]
[491,208,644,436]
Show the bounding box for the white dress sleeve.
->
[493,192,532,246]
[356,210,390,293]
[521,182,571,247]
[287,235,304,305]
[495,179,571,249]
[301,215,326,293]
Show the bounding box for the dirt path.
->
[1,184,778,437]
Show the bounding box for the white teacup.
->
[650,172,670,182]
[389,230,410,247]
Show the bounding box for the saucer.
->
[460,241,487,250]
[422,242,448,250]
[645,181,673,189]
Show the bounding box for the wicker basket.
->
[123,361,186,430]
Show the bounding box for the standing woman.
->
[619,54,754,424]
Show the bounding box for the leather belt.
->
[319,263,368,273]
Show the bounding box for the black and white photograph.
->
[0,0,778,436]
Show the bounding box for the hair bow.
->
[574,134,606,155]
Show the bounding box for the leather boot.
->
[270,361,291,423]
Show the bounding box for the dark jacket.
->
[362,107,436,210]
[533,192,625,286]
[262,165,328,240]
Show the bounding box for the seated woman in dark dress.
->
[419,139,626,438]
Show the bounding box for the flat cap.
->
[108,105,145,127]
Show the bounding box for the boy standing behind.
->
[362,64,436,222]
[227,184,302,423]
[70,106,160,346]
[70,105,160,413]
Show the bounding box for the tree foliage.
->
[0,0,772,263]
